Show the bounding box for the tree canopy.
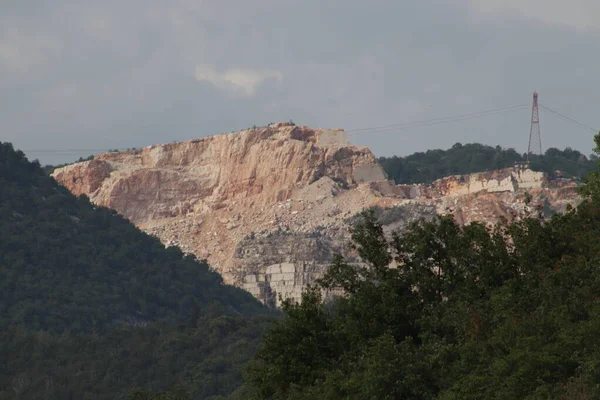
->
[0,142,278,399]
[245,134,600,399]
[0,142,267,333]
[379,143,597,184]
[8,134,600,398]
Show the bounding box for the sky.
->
[1,0,599,166]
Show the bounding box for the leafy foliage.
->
[379,142,596,184]
[245,134,600,399]
[1,313,275,399]
[0,142,279,399]
[0,142,266,333]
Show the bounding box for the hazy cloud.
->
[468,0,600,31]
[195,65,283,96]
[0,0,598,165]
[0,25,61,74]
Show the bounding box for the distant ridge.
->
[378,142,596,184]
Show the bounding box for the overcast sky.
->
[2,0,599,165]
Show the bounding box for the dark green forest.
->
[379,143,598,184]
[242,134,600,399]
[0,142,278,399]
[8,135,600,399]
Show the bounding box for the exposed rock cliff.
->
[53,123,387,283]
[52,123,581,305]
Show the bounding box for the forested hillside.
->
[12,135,600,399]
[244,134,600,399]
[379,143,597,184]
[0,142,277,399]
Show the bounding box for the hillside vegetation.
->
[244,134,600,399]
[0,142,277,399]
[11,137,600,399]
[379,143,597,184]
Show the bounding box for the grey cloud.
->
[468,0,600,31]
[0,0,598,166]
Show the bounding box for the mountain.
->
[0,142,275,399]
[51,123,582,306]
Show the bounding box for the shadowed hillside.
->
[0,142,277,399]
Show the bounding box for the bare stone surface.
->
[53,159,112,196]
[52,123,581,305]
[430,168,546,197]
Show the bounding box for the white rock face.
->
[432,169,546,197]
[243,263,307,307]
[513,169,546,189]
[316,128,350,146]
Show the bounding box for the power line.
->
[527,92,542,156]
[347,104,529,136]
[22,105,530,155]
[538,103,597,133]
[23,106,527,154]
[19,103,596,154]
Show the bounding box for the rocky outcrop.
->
[52,123,581,305]
[53,123,386,225]
[52,123,388,283]
[431,168,546,197]
[55,159,112,196]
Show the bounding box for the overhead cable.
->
[539,103,597,133]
